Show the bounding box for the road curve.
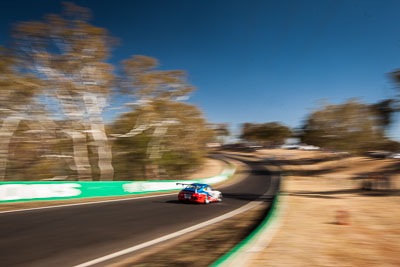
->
[0,155,277,267]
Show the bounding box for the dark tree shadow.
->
[287,188,400,198]
[287,167,344,177]
[272,155,349,166]
[286,192,342,199]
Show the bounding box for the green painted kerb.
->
[0,163,236,203]
[210,192,280,267]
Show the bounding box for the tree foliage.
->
[240,122,291,146]
[0,47,44,180]
[0,3,217,181]
[370,99,396,131]
[299,100,384,153]
[121,55,194,100]
[211,123,230,144]
[111,100,214,180]
[11,2,116,180]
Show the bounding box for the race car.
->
[177,183,222,204]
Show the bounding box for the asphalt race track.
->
[0,155,279,267]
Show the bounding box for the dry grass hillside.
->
[246,149,400,267]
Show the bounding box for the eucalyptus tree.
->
[113,55,196,178]
[300,100,383,153]
[112,100,214,179]
[12,3,115,180]
[370,99,396,134]
[240,122,291,146]
[0,47,43,180]
[213,123,230,144]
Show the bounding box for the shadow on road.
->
[222,192,274,202]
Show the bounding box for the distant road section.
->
[0,155,276,267]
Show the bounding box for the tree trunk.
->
[147,125,168,160]
[146,125,168,179]
[65,131,92,180]
[89,123,114,181]
[0,116,22,181]
[84,93,114,181]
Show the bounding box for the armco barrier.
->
[210,192,282,267]
[0,163,235,203]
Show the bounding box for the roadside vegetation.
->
[0,3,224,181]
[299,99,399,154]
[237,98,399,155]
[240,122,291,146]
[1,2,400,183]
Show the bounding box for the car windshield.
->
[185,185,202,190]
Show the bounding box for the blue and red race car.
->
[177,183,222,204]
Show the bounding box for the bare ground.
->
[187,158,225,180]
[246,149,400,267]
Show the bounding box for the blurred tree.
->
[111,100,214,180]
[12,2,115,180]
[112,55,197,178]
[121,55,194,101]
[213,123,230,144]
[6,118,70,181]
[390,69,400,91]
[0,47,43,180]
[300,100,384,153]
[240,122,291,146]
[0,3,216,181]
[370,99,396,132]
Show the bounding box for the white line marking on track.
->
[0,193,177,215]
[74,201,261,267]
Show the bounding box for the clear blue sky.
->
[1,0,400,139]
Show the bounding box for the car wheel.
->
[204,196,210,204]
[218,193,223,202]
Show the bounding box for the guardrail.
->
[0,162,236,203]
